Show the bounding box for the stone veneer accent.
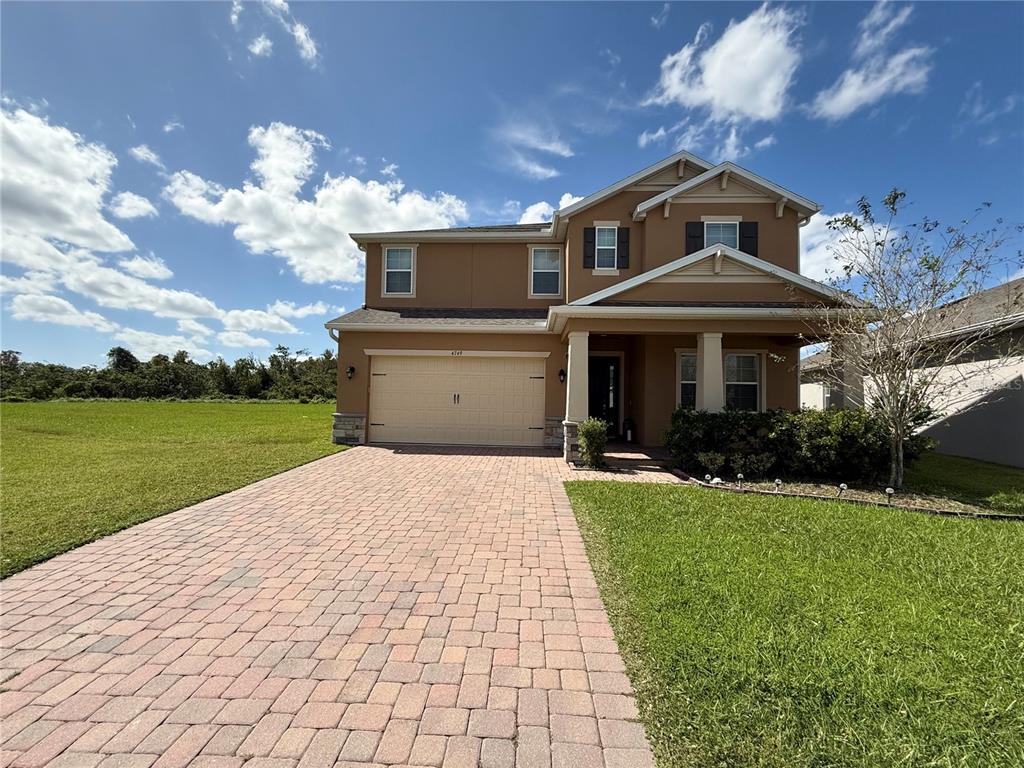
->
[562,420,580,463]
[544,417,564,449]
[332,412,366,445]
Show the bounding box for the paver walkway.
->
[1,446,675,768]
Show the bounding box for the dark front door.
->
[588,356,620,436]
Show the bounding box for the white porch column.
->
[697,332,724,412]
[563,331,589,462]
[565,331,590,422]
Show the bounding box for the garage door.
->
[368,354,547,446]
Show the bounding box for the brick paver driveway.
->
[1,446,673,768]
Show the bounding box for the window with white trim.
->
[705,221,739,249]
[595,226,617,269]
[530,247,561,296]
[383,247,414,295]
[678,353,697,410]
[725,353,760,411]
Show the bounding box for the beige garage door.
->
[368,354,547,446]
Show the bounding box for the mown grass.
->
[906,453,1024,513]
[567,481,1024,768]
[0,401,345,578]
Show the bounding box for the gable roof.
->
[570,244,862,307]
[552,149,713,221]
[632,161,820,220]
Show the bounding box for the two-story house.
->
[326,150,854,461]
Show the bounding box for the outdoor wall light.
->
[558,368,566,383]
[346,365,356,380]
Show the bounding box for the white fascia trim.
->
[546,305,842,332]
[350,229,555,244]
[569,244,863,307]
[364,349,550,358]
[554,149,713,220]
[324,322,551,334]
[632,162,820,220]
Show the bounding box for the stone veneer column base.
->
[332,412,366,445]
[544,417,564,449]
[562,420,580,463]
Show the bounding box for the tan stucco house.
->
[326,150,854,460]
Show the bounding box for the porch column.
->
[697,332,725,412]
[830,337,865,410]
[563,331,589,462]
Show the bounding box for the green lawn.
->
[567,482,1024,768]
[0,401,345,578]
[906,453,1024,513]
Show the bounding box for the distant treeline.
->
[0,346,337,402]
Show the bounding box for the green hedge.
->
[665,409,931,482]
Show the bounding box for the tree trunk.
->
[888,431,906,489]
[896,438,905,489]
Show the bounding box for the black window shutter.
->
[583,227,596,269]
[685,222,703,255]
[739,222,758,257]
[616,227,630,268]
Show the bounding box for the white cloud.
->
[118,254,173,280]
[109,191,158,219]
[230,0,243,27]
[260,0,319,66]
[248,34,273,57]
[218,330,271,348]
[267,299,329,318]
[809,1,932,121]
[63,261,221,319]
[651,2,670,29]
[754,134,777,150]
[177,318,213,339]
[517,193,583,224]
[9,293,117,332]
[800,212,851,280]
[645,4,803,123]
[380,162,399,177]
[956,82,1020,145]
[221,308,299,333]
[129,144,165,170]
[163,121,468,284]
[2,108,134,254]
[113,328,214,361]
[712,126,748,162]
[638,126,669,148]
[0,271,59,296]
[163,120,184,134]
[494,120,573,180]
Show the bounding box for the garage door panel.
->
[368,355,546,446]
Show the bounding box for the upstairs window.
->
[678,353,697,410]
[595,226,618,269]
[530,247,561,297]
[725,353,760,411]
[383,246,414,296]
[704,221,739,249]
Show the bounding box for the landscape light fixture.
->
[774,478,782,492]
[837,483,848,497]
[736,473,744,489]
[885,487,895,505]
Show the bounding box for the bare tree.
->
[810,190,1022,488]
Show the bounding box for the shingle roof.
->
[326,307,549,328]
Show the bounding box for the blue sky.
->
[2,1,1022,366]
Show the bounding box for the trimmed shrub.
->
[578,417,610,468]
[696,452,725,476]
[665,408,931,482]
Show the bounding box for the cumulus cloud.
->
[177,318,213,339]
[113,328,214,361]
[809,1,932,121]
[800,212,853,280]
[248,34,273,57]
[9,293,117,332]
[218,330,272,348]
[516,193,584,224]
[267,299,330,318]
[163,121,468,284]
[221,308,299,333]
[129,144,165,170]
[109,191,158,219]
[118,254,173,280]
[0,271,59,296]
[62,261,221,319]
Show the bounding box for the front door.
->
[588,356,620,436]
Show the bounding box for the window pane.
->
[596,248,617,268]
[705,222,738,248]
[596,227,617,247]
[385,270,412,294]
[385,248,412,269]
[726,384,758,411]
[532,271,559,295]
[680,383,697,411]
[532,249,560,271]
[725,354,758,383]
[680,354,697,383]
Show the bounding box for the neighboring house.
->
[801,278,1024,468]
[326,150,857,461]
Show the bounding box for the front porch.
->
[561,329,807,461]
